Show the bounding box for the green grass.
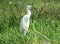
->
[0,0,60,44]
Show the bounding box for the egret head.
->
[26,5,32,10]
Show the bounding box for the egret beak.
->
[32,6,37,9]
[30,7,37,10]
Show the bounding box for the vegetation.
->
[0,0,60,44]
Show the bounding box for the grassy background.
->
[0,0,60,44]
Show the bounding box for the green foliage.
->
[0,0,60,44]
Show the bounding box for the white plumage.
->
[20,5,32,35]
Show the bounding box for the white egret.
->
[20,5,32,35]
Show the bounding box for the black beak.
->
[32,7,37,9]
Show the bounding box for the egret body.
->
[20,5,32,35]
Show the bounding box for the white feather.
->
[20,5,32,35]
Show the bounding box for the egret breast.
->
[22,20,29,29]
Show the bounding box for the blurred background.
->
[0,0,60,44]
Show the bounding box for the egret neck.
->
[26,8,31,18]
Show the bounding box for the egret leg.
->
[20,26,22,31]
[24,29,28,35]
[20,26,23,34]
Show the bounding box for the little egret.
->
[20,5,32,35]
